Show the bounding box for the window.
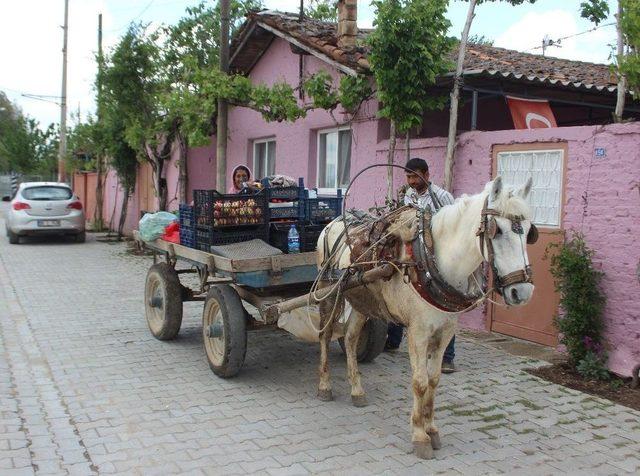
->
[253,139,276,178]
[318,128,351,190]
[22,186,73,201]
[497,149,564,227]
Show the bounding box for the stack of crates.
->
[263,177,306,222]
[178,204,196,248]
[193,189,269,252]
[268,182,343,254]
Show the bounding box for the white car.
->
[3,182,86,244]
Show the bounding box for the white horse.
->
[315,177,536,459]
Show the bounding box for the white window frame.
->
[316,126,352,195]
[496,148,565,228]
[252,138,276,179]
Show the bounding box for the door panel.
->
[490,144,566,346]
[491,229,563,346]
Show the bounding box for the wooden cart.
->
[134,232,388,378]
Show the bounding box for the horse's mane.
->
[433,180,532,231]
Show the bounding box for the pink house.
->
[103,11,639,376]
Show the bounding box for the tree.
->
[305,0,338,21]
[156,0,261,203]
[99,25,178,213]
[442,0,609,192]
[615,0,640,121]
[368,0,453,201]
[0,111,58,179]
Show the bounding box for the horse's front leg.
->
[407,326,434,459]
[317,291,340,401]
[343,309,368,407]
[422,326,455,451]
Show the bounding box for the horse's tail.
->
[316,215,350,271]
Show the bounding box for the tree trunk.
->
[405,130,410,163]
[614,1,627,123]
[177,131,188,204]
[443,0,476,192]
[117,187,130,240]
[386,120,397,203]
[94,154,104,231]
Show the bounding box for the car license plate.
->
[38,220,60,227]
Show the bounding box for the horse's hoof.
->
[351,394,368,407]
[317,389,333,401]
[428,432,442,450]
[413,441,434,460]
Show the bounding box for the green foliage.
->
[368,0,454,133]
[304,71,339,110]
[619,0,640,98]
[0,113,58,177]
[579,0,610,25]
[338,75,374,113]
[467,34,494,46]
[576,350,610,381]
[548,233,608,379]
[159,0,262,146]
[305,0,338,21]
[66,115,105,172]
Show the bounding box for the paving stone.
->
[0,224,639,475]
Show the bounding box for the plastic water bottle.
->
[287,224,300,253]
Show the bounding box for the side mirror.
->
[2,196,10,202]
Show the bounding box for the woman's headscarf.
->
[228,165,252,194]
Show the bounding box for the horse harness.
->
[321,196,539,312]
[476,196,538,296]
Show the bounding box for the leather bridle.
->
[476,196,537,296]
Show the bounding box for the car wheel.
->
[8,229,19,244]
[75,231,86,243]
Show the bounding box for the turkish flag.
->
[506,96,557,129]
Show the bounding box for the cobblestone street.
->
[1,205,639,475]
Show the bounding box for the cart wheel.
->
[144,263,183,340]
[202,284,247,378]
[339,318,388,363]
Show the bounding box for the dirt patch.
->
[528,363,640,412]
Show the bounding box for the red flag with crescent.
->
[506,96,558,129]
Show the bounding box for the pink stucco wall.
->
[389,123,639,377]
[224,36,639,376]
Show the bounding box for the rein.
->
[476,196,537,296]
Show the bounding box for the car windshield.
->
[22,186,73,201]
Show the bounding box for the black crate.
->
[262,177,306,201]
[195,224,268,252]
[305,191,343,224]
[269,222,325,253]
[193,189,267,227]
[268,201,305,220]
[179,204,196,248]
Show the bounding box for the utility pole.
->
[95,13,105,229]
[58,0,69,183]
[216,0,230,192]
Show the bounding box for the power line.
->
[528,21,616,53]
[105,0,156,33]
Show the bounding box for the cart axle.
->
[205,323,224,338]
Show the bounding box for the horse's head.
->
[481,176,537,306]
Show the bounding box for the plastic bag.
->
[139,212,178,242]
[162,222,180,243]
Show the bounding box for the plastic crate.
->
[268,201,305,220]
[262,177,306,222]
[195,224,269,252]
[262,177,305,201]
[193,189,267,227]
[269,222,325,253]
[305,190,343,224]
[179,204,196,248]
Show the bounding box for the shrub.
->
[548,233,608,380]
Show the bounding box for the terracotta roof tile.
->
[243,11,617,92]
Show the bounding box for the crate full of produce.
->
[193,189,267,227]
[262,177,306,221]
